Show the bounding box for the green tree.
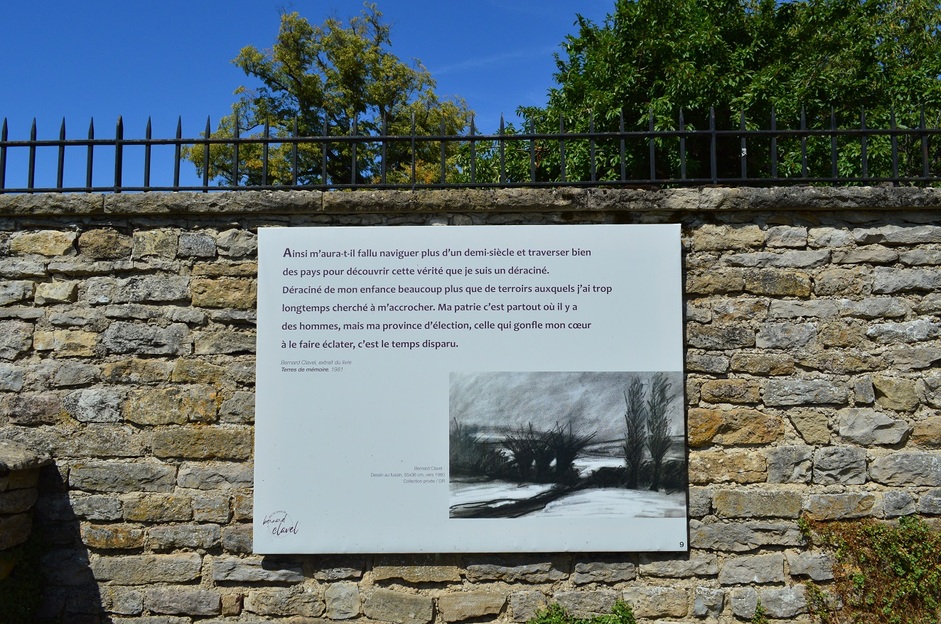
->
[188,5,471,186]
[464,0,941,184]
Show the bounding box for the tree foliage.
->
[470,0,941,183]
[188,5,470,186]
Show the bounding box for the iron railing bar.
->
[922,106,930,179]
[590,110,596,183]
[679,109,687,180]
[56,119,67,189]
[648,109,655,181]
[559,116,566,183]
[28,119,36,191]
[499,115,505,186]
[0,119,6,190]
[861,108,869,179]
[441,118,448,185]
[890,109,899,183]
[262,118,270,187]
[144,117,152,189]
[202,117,211,191]
[619,110,626,182]
[831,108,838,179]
[291,116,299,186]
[469,115,476,185]
[528,119,536,183]
[114,116,123,193]
[173,117,181,189]
[233,113,240,185]
[380,113,387,185]
[710,107,717,184]
[770,107,778,179]
[740,110,747,180]
[800,107,808,178]
[87,119,96,191]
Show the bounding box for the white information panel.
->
[254,224,686,553]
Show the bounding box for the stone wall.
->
[0,187,939,623]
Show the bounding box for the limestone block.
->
[767,445,813,483]
[744,269,812,296]
[101,358,173,383]
[69,460,175,493]
[808,227,853,248]
[58,424,146,458]
[764,379,848,406]
[571,560,637,584]
[221,524,252,553]
[873,267,941,293]
[691,224,763,251]
[10,230,76,256]
[758,585,807,618]
[0,280,35,305]
[438,592,506,622]
[81,523,145,550]
[756,322,817,349]
[818,320,866,347]
[325,582,361,619]
[79,228,132,259]
[0,392,64,425]
[686,323,755,350]
[372,561,462,583]
[191,493,232,523]
[509,591,547,622]
[692,587,725,618]
[786,550,834,581]
[216,228,257,258]
[191,277,256,309]
[177,462,253,490]
[803,493,876,520]
[178,232,216,257]
[91,553,202,584]
[102,587,143,616]
[123,493,193,523]
[713,489,802,519]
[0,257,46,278]
[210,555,304,583]
[193,329,256,354]
[219,391,255,424]
[856,224,941,245]
[0,320,33,360]
[0,362,23,392]
[145,587,222,616]
[726,250,829,269]
[872,375,921,412]
[151,425,252,460]
[686,352,730,374]
[34,280,77,304]
[700,380,762,405]
[867,319,941,343]
[65,388,123,423]
[842,297,910,319]
[620,586,688,618]
[637,553,718,577]
[132,229,179,258]
[730,352,795,375]
[147,523,220,550]
[68,494,123,521]
[170,359,228,384]
[33,329,97,357]
[883,491,917,517]
[690,520,803,552]
[912,416,941,447]
[787,409,832,444]
[718,553,785,585]
[363,589,434,624]
[766,225,807,248]
[685,269,745,294]
[688,449,766,484]
[769,299,839,318]
[124,386,218,425]
[465,560,566,583]
[115,275,190,303]
[688,408,783,446]
[813,267,872,296]
[836,407,910,445]
[813,446,867,485]
[870,452,941,486]
[917,489,941,514]
[102,321,189,356]
[245,586,324,617]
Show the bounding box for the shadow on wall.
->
[30,464,108,624]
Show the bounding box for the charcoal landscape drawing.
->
[448,371,686,519]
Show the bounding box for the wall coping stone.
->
[2,186,941,216]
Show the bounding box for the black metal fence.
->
[1,107,939,193]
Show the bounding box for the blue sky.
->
[0,0,611,188]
